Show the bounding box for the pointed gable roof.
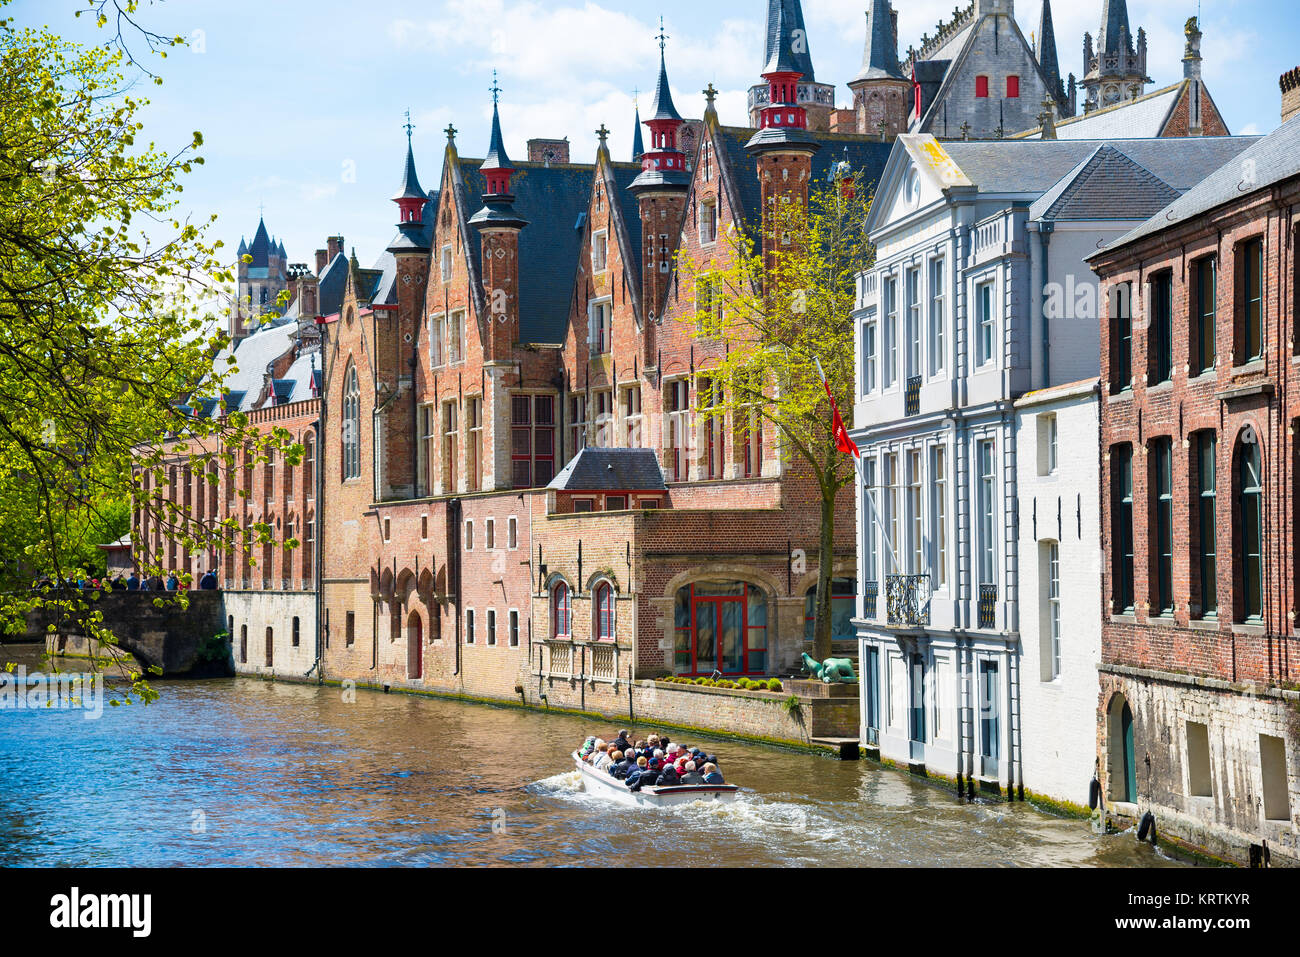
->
[763,0,815,81]
[853,0,903,83]
[1029,145,1179,221]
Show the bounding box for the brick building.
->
[297,10,895,720]
[1089,109,1300,862]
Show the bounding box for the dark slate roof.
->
[648,52,683,123]
[1098,0,1133,58]
[547,447,666,491]
[913,59,950,122]
[237,237,247,257]
[248,217,271,268]
[1037,0,1064,102]
[853,0,904,83]
[939,135,1258,196]
[457,155,596,344]
[1096,115,1300,255]
[317,252,349,316]
[763,0,815,81]
[1030,145,1179,221]
[762,0,801,76]
[393,140,425,200]
[631,105,645,160]
[482,102,513,172]
[713,126,893,238]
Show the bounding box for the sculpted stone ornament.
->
[800,652,857,683]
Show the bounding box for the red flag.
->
[817,360,860,459]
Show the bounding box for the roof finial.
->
[490,69,502,106]
[632,85,639,107]
[444,123,457,143]
[596,123,610,146]
[703,82,718,107]
[403,109,414,142]
[656,16,669,55]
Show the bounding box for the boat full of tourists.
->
[571,733,738,807]
[572,752,738,806]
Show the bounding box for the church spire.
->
[747,0,819,151]
[629,22,690,193]
[631,100,645,160]
[470,74,528,230]
[1037,0,1065,106]
[762,0,815,82]
[392,112,426,225]
[853,0,903,82]
[1098,0,1132,57]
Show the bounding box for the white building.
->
[850,132,1256,801]
[1014,379,1100,805]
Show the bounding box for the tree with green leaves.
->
[679,170,874,663]
[0,4,293,699]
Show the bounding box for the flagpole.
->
[813,355,901,573]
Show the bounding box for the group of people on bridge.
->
[32,570,219,593]
[580,730,725,791]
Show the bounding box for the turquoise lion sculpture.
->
[800,651,857,683]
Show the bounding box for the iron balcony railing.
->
[886,574,931,627]
[978,583,998,629]
[864,580,878,618]
[905,375,922,416]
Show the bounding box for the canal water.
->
[0,647,1184,867]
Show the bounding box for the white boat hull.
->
[572,753,738,807]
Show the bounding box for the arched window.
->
[552,581,572,638]
[1237,437,1263,621]
[595,582,615,640]
[342,364,360,480]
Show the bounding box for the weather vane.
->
[403,109,414,141]
[490,69,502,105]
[656,16,668,53]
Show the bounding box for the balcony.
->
[864,580,878,618]
[886,574,931,627]
[978,584,998,629]
[905,375,922,416]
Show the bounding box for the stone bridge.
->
[22,590,231,678]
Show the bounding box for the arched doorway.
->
[407,611,423,679]
[1107,694,1137,803]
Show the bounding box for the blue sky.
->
[14,0,1297,274]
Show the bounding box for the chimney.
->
[527,138,570,166]
[1282,67,1300,124]
[326,235,343,263]
[315,248,328,275]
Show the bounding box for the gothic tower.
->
[747,0,835,131]
[1081,0,1151,111]
[847,0,910,140]
[233,214,288,343]
[745,1,821,263]
[628,29,691,324]
[1036,0,1075,115]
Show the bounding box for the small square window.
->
[975,76,989,98]
[1006,76,1020,98]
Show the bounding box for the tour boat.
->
[572,752,739,807]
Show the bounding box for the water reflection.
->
[0,645,1183,868]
